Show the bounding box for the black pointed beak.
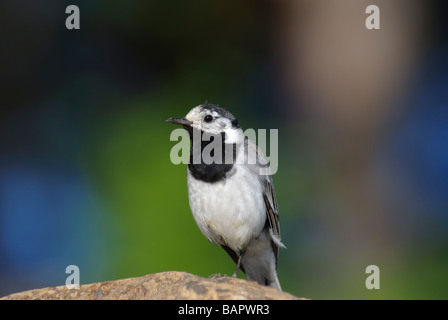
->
[166,117,193,126]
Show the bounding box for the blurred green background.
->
[1,0,448,299]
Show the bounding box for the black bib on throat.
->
[187,130,237,183]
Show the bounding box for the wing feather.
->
[244,137,284,266]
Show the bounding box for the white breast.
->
[186,163,266,253]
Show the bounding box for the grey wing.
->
[263,174,284,266]
[244,138,285,264]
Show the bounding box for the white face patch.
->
[184,106,243,144]
[185,107,218,132]
[184,106,204,123]
[223,126,244,144]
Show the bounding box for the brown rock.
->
[0,271,304,300]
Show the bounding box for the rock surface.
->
[1,271,304,300]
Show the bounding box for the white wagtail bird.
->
[167,102,285,290]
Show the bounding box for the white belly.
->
[187,165,266,253]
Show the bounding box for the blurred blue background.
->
[1,0,447,299]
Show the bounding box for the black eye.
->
[204,115,213,123]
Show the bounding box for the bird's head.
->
[167,103,244,144]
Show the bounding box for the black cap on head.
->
[200,103,241,129]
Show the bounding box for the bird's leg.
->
[232,250,245,278]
